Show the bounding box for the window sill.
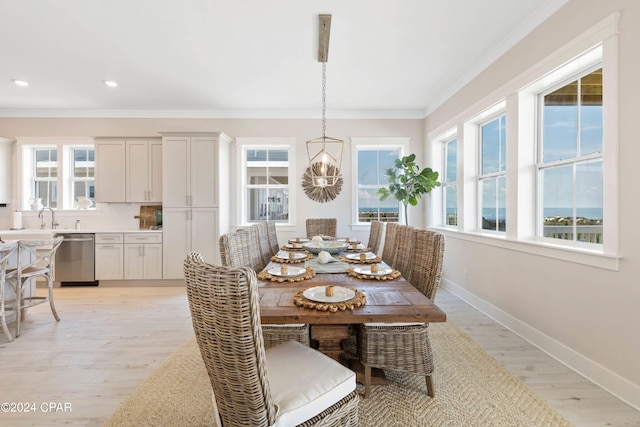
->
[431,226,619,271]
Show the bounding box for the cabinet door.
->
[125,140,149,202]
[95,141,126,202]
[95,244,124,280]
[162,207,190,279]
[124,244,145,280]
[162,137,190,207]
[190,137,217,207]
[192,208,219,264]
[148,141,163,202]
[143,244,163,279]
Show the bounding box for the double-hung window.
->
[33,148,58,208]
[479,114,507,232]
[538,67,603,245]
[71,147,95,207]
[442,138,458,226]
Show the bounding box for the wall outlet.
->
[463,269,469,280]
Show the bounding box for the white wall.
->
[425,0,640,409]
[0,118,424,243]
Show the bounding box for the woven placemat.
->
[258,267,316,282]
[270,253,313,264]
[281,245,307,252]
[339,255,382,264]
[293,287,366,312]
[346,267,401,280]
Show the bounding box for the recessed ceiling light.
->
[13,79,29,87]
[104,80,118,88]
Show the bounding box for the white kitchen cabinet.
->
[0,138,13,205]
[95,233,124,280]
[124,233,162,280]
[95,141,126,202]
[161,132,232,279]
[126,139,162,202]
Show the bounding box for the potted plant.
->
[376,154,441,225]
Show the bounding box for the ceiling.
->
[0,0,568,119]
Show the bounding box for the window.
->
[538,67,603,245]
[71,148,95,207]
[33,148,58,208]
[442,138,458,226]
[356,149,401,223]
[479,115,507,232]
[245,148,290,223]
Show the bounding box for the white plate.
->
[337,238,361,244]
[303,286,356,303]
[345,252,376,260]
[285,243,305,249]
[353,266,393,276]
[288,238,310,243]
[267,266,307,277]
[276,251,307,260]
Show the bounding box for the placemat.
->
[346,267,402,280]
[293,287,366,312]
[257,267,316,282]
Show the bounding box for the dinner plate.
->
[285,243,305,249]
[288,238,310,243]
[353,266,393,276]
[337,238,361,244]
[303,286,356,303]
[267,266,307,277]
[276,251,307,260]
[345,252,376,260]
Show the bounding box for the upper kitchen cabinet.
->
[95,140,126,202]
[162,133,233,208]
[95,138,162,203]
[0,138,13,205]
[126,139,162,202]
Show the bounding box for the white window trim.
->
[350,137,409,231]
[235,137,296,230]
[16,137,95,213]
[431,129,457,229]
[426,13,619,270]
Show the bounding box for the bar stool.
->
[0,241,19,341]
[5,236,64,338]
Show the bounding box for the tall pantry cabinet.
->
[161,132,233,279]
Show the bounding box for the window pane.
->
[247,166,267,184]
[358,188,399,223]
[268,150,288,162]
[378,150,399,184]
[445,184,457,226]
[543,81,578,162]
[541,165,573,240]
[358,151,377,185]
[445,139,457,182]
[244,147,290,224]
[247,188,267,221]
[576,160,603,243]
[481,118,503,175]
[481,178,497,231]
[498,175,506,231]
[247,150,267,162]
[268,188,289,221]
[580,69,603,156]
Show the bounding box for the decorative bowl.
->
[302,241,349,254]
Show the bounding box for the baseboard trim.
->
[441,278,640,411]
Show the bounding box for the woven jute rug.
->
[103,321,573,427]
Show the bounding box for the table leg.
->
[310,324,350,361]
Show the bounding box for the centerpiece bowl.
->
[302,241,349,254]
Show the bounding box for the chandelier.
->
[306,14,343,188]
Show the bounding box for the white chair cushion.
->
[364,322,425,327]
[266,340,355,427]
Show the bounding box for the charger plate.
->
[294,286,366,312]
[258,267,316,283]
[346,267,401,281]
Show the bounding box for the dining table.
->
[257,242,447,365]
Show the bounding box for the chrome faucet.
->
[39,207,59,230]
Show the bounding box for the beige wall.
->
[0,118,425,239]
[425,0,640,408]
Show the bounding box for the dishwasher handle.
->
[61,237,94,242]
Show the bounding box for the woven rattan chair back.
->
[265,221,280,255]
[255,222,273,268]
[381,222,401,265]
[239,226,264,271]
[393,225,416,279]
[306,218,337,238]
[0,242,18,341]
[366,220,384,254]
[409,229,445,301]
[184,253,277,427]
[219,231,253,268]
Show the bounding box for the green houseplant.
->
[376,154,441,225]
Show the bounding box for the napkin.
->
[317,250,336,264]
[311,235,323,242]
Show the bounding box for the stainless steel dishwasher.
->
[54,233,98,285]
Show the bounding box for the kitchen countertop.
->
[0,228,163,235]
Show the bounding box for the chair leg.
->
[1,299,14,342]
[48,276,60,321]
[15,281,23,338]
[426,374,435,397]
[364,364,372,399]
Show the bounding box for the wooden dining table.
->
[257,259,447,361]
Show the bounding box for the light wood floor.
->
[1,285,638,427]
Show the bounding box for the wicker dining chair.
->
[381,222,401,265]
[306,218,337,239]
[391,224,416,280]
[5,236,64,338]
[366,220,384,255]
[266,221,281,255]
[357,228,445,399]
[183,253,359,427]
[219,231,310,349]
[0,242,18,342]
[255,222,275,267]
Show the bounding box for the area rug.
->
[103,321,573,427]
